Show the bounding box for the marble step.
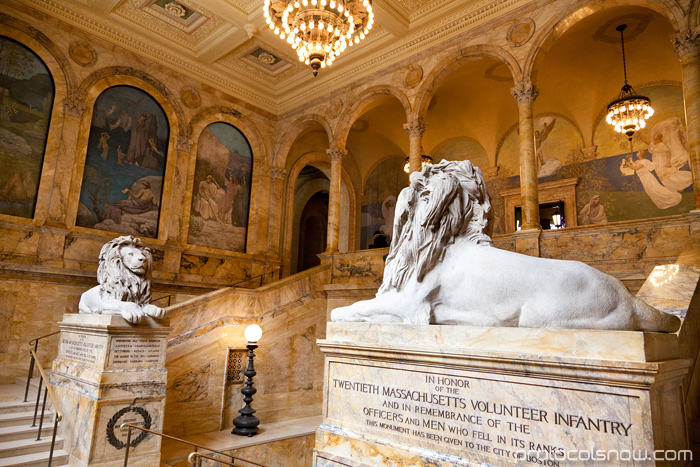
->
[0,403,36,416]
[0,449,68,466]
[0,437,64,459]
[0,424,56,443]
[0,412,53,429]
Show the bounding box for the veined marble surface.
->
[324,322,678,362]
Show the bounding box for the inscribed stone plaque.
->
[59,332,107,367]
[325,360,644,466]
[108,336,164,368]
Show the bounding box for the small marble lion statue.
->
[332,160,681,332]
[79,235,166,324]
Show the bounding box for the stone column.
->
[511,78,540,230]
[673,29,700,210]
[403,119,427,173]
[326,148,346,252]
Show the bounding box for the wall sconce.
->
[232,324,262,437]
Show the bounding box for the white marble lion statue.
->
[79,235,166,324]
[332,160,680,332]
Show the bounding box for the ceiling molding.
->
[16,0,531,114]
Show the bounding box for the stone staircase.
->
[0,379,68,467]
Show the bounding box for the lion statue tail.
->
[632,298,681,333]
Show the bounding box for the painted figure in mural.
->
[99,132,110,160]
[233,175,249,227]
[640,117,692,193]
[534,119,556,167]
[126,113,159,170]
[380,196,396,241]
[103,180,158,224]
[622,152,681,210]
[578,194,607,225]
[222,171,239,225]
[193,175,222,222]
[0,171,33,206]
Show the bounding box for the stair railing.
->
[25,331,60,402]
[231,267,281,289]
[120,423,266,467]
[187,452,243,466]
[28,348,62,467]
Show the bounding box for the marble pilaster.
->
[267,166,287,257]
[673,29,700,210]
[326,149,346,253]
[511,79,540,230]
[403,119,427,174]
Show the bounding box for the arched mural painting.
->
[188,122,252,252]
[486,85,691,232]
[0,36,55,218]
[76,85,169,238]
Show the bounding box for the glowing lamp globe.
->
[244,324,263,343]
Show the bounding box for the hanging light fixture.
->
[403,151,433,173]
[262,0,374,77]
[606,24,654,141]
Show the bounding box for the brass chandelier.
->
[605,24,654,141]
[263,0,374,76]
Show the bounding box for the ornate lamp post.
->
[232,324,262,437]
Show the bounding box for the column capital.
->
[672,29,700,60]
[403,119,427,138]
[271,167,287,181]
[64,98,86,118]
[327,148,347,162]
[511,78,539,105]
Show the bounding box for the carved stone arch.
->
[691,0,700,29]
[65,76,182,243]
[275,114,334,170]
[0,17,74,225]
[334,85,411,148]
[182,110,266,250]
[429,136,491,167]
[361,154,406,191]
[416,45,521,119]
[76,67,187,140]
[0,13,77,99]
[524,0,686,82]
[188,106,266,164]
[281,151,357,276]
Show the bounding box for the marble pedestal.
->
[314,323,692,467]
[50,314,172,467]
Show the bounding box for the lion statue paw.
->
[79,236,167,324]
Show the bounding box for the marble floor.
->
[0,383,26,403]
[160,415,322,466]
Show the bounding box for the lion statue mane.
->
[79,235,166,324]
[332,160,680,332]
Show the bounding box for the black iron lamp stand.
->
[232,342,260,436]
